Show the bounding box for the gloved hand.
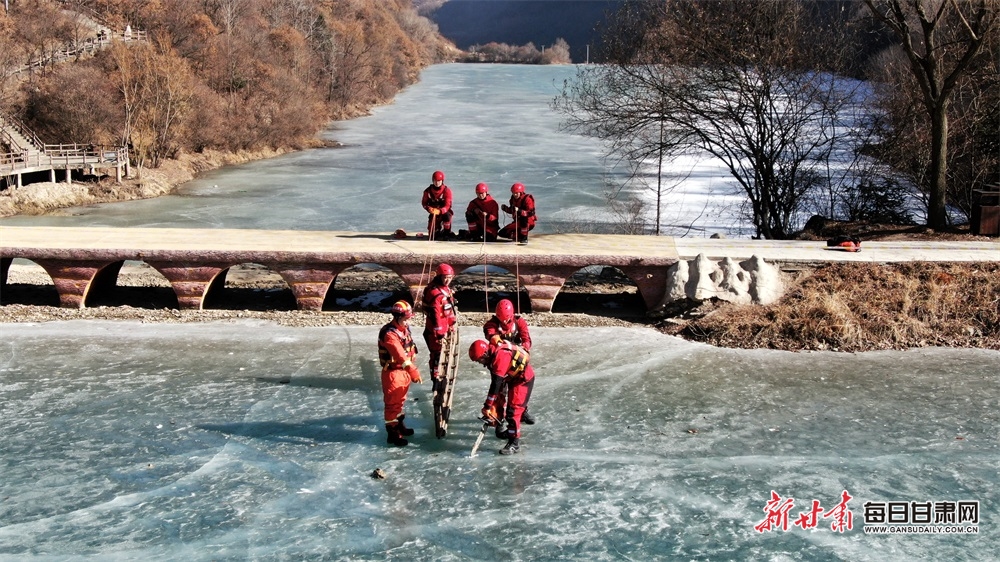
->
[482,395,498,423]
[430,208,441,215]
[501,204,511,213]
[490,335,503,346]
[406,364,422,384]
[481,405,498,424]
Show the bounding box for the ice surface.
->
[1,322,996,559]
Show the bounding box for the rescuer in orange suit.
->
[422,263,458,386]
[483,299,534,437]
[378,300,423,447]
[498,182,536,243]
[465,182,500,242]
[470,339,535,455]
[422,170,455,240]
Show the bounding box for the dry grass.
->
[678,262,1000,351]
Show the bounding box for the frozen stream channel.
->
[1,322,996,560]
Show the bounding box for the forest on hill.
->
[0,0,456,170]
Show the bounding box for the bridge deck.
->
[2,226,997,312]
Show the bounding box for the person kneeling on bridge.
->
[470,339,535,455]
[378,301,423,447]
[422,170,455,240]
[499,182,536,244]
[465,182,500,242]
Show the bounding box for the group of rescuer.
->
[377,269,535,455]
[421,170,536,243]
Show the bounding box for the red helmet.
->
[436,263,454,277]
[469,339,490,362]
[511,182,525,194]
[391,300,413,319]
[475,183,489,195]
[495,299,514,323]
[432,170,445,182]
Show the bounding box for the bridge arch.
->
[0,258,60,306]
[451,264,531,314]
[201,263,297,311]
[551,265,645,315]
[83,260,178,309]
[324,263,409,311]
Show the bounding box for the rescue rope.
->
[513,208,522,316]
[419,212,438,293]
[481,211,489,312]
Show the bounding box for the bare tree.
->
[862,0,999,229]
[557,0,863,239]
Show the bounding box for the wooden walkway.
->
[1,24,142,188]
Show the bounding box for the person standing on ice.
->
[422,263,458,387]
[377,301,423,447]
[483,299,534,438]
[422,170,455,240]
[469,339,535,455]
[464,182,500,242]
[498,182,536,243]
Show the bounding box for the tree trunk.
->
[927,100,949,229]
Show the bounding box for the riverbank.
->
[0,144,336,217]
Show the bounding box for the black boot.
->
[499,437,520,455]
[385,423,408,447]
[494,421,507,439]
[521,410,535,425]
[396,414,414,436]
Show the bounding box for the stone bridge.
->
[0,226,680,312]
[4,226,997,313]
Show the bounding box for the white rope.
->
[481,211,490,312]
[513,207,521,315]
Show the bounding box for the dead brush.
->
[681,262,1000,351]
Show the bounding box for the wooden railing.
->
[0,144,127,174]
[0,113,44,152]
[8,29,147,77]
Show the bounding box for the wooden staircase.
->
[1,112,129,189]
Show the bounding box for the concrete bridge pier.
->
[515,265,579,313]
[272,264,342,312]
[147,261,230,310]
[619,264,672,311]
[32,259,119,308]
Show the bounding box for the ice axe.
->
[469,414,499,458]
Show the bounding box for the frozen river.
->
[0,64,747,237]
[1,323,997,559]
[1,64,997,559]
